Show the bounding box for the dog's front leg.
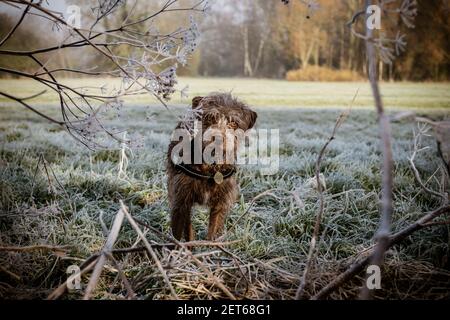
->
[207,203,230,241]
[171,199,194,241]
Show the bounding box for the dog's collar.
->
[174,163,236,184]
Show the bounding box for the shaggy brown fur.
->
[167,93,257,241]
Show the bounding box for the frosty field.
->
[0,78,449,299]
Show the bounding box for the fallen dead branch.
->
[312,204,450,300]
[74,240,241,259]
[47,206,131,300]
[119,200,179,299]
[45,204,243,300]
[0,244,71,253]
[130,209,237,300]
[47,259,98,300]
[0,265,21,281]
[83,206,126,300]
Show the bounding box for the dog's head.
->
[191,93,257,132]
[182,93,257,169]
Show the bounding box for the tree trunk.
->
[328,44,333,68]
[314,42,320,66]
[379,60,383,82]
[242,26,253,77]
[340,25,345,69]
[253,34,267,76]
[389,63,393,82]
[301,29,318,68]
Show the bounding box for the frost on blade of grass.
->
[0,103,449,299]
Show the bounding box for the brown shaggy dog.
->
[167,93,257,241]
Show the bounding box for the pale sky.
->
[0,0,67,16]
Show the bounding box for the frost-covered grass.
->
[0,79,449,299]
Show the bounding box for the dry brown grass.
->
[286,66,363,82]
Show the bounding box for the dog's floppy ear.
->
[192,96,204,109]
[247,110,258,129]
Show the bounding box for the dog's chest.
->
[196,189,210,205]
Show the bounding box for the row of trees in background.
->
[197,0,450,81]
[0,0,449,81]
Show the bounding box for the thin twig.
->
[104,252,136,299]
[119,201,179,299]
[296,90,357,299]
[409,124,446,200]
[131,216,237,300]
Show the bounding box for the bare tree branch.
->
[313,204,450,300]
[358,0,395,300]
[0,0,205,149]
[0,90,65,125]
[0,1,31,46]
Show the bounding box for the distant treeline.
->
[1,0,449,81]
[196,0,450,81]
